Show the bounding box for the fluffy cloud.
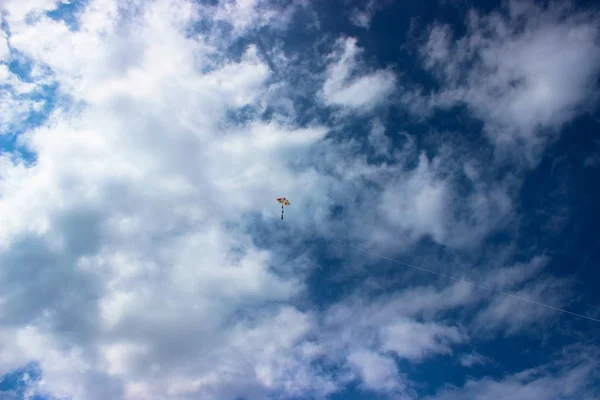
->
[0,51,46,135]
[338,148,515,251]
[0,0,598,399]
[0,1,330,399]
[347,350,406,393]
[213,0,302,34]
[314,294,466,396]
[418,0,600,165]
[322,37,397,111]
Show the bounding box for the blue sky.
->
[1,0,600,399]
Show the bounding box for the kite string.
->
[338,240,600,324]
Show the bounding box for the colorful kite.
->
[277,197,290,220]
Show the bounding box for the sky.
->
[1,0,600,399]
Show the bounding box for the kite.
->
[277,197,290,220]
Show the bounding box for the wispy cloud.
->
[432,345,600,400]
[459,352,490,368]
[347,0,389,29]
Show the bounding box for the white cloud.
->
[0,90,43,135]
[340,149,514,251]
[213,0,301,34]
[431,346,600,400]
[473,275,573,336]
[347,350,406,393]
[0,1,332,399]
[322,37,396,111]
[350,10,372,29]
[0,57,45,135]
[367,118,392,156]
[347,0,389,29]
[0,0,597,399]
[1,0,60,23]
[378,153,452,244]
[380,319,464,362]
[309,250,584,396]
[323,253,576,339]
[322,294,468,362]
[419,0,600,165]
[0,28,10,61]
[0,0,431,398]
[459,352,489,368]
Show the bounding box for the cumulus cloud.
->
[0,80,44,134]
[347,350,406,393]
[0,38,47,135]
[418,0,600,165]
[0,0,598,399]
[322,293,467,362]
[213,0,302,34]
[0,1,331,399]
[340,148,515,251]
[314,294,466,396]
[322,37,397,111]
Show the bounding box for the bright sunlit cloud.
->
[1,0,599,399]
